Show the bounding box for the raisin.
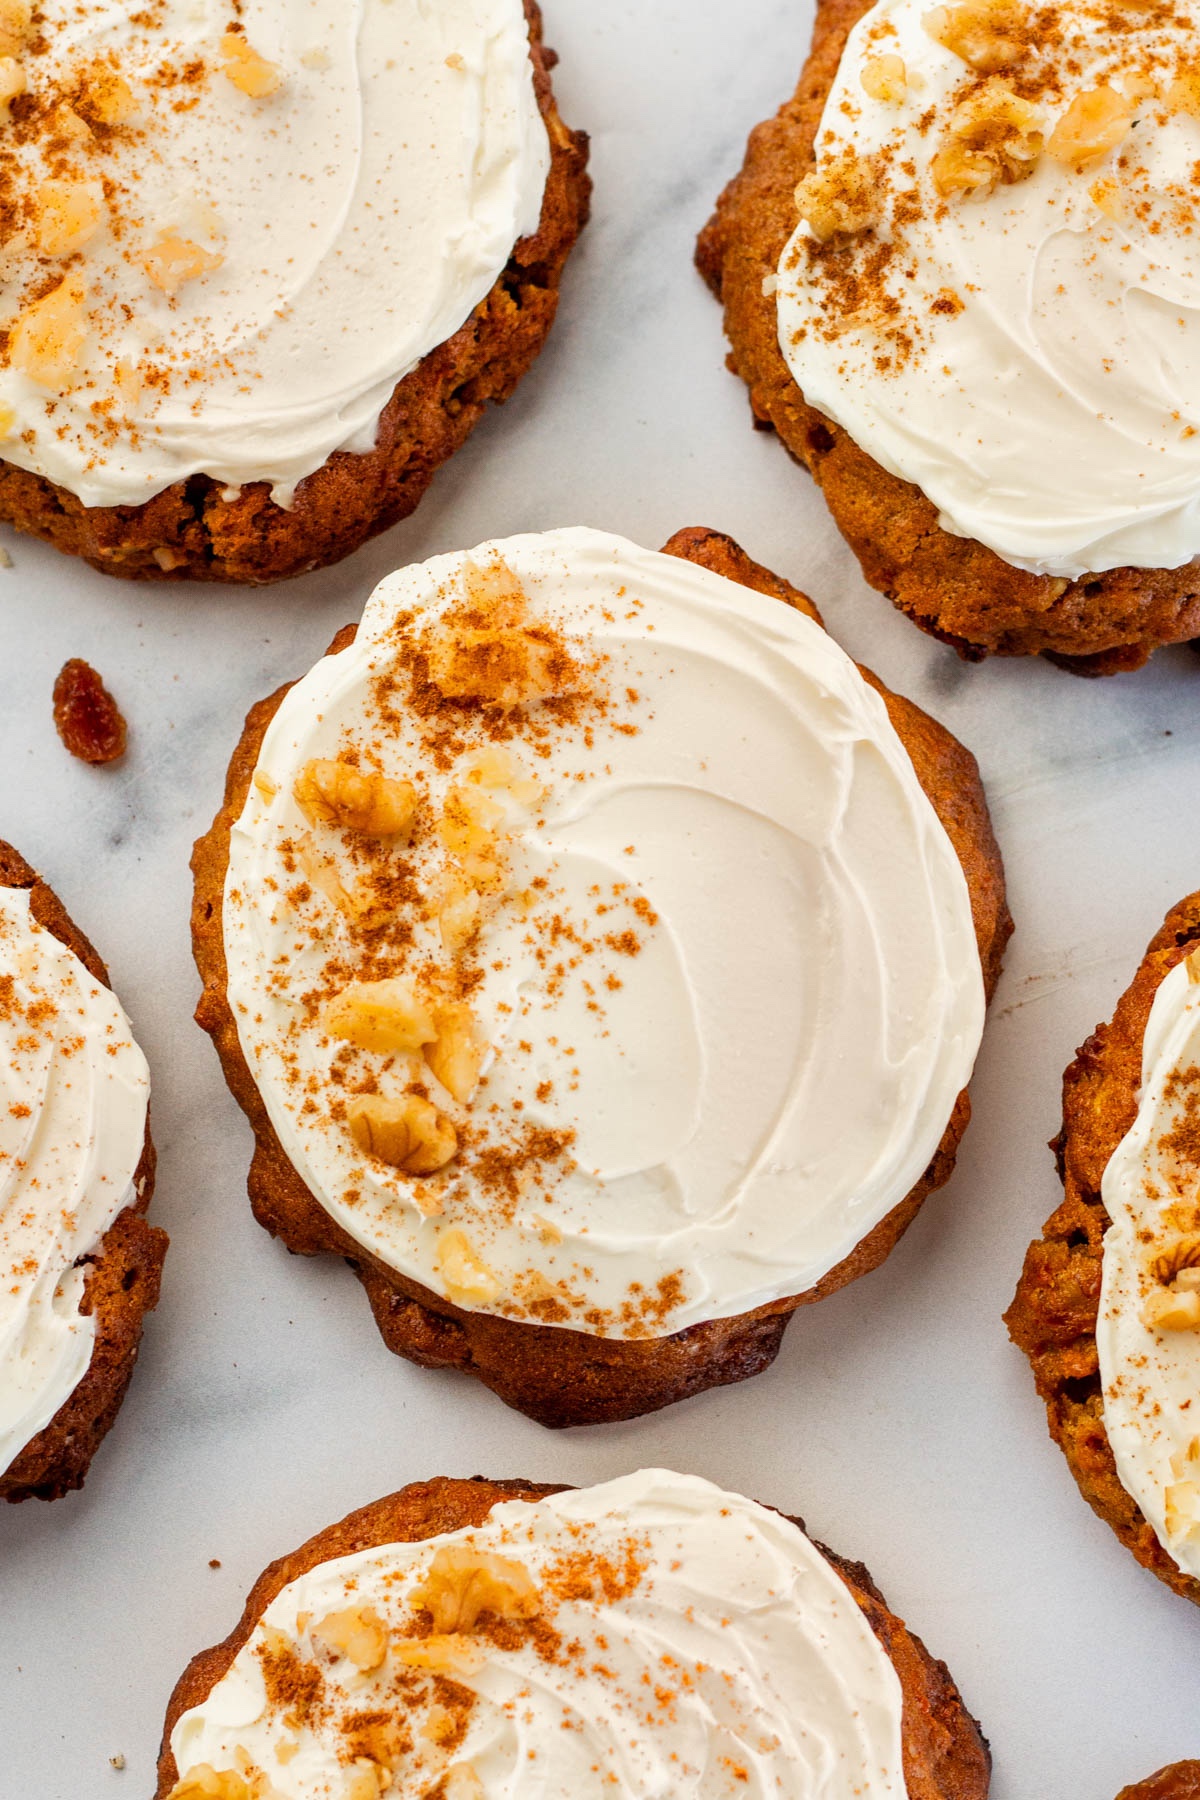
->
[52,658,128,765]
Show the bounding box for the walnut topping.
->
[142,232,224,297]
[436,1229,501,1305]
[795,150,880,243]
[293,759,416,836]
[412,1546,540,1634]
[393,1635,484,1675]
[1089,176,1125,220]
[932,79,1043,198]
[167,1770,252,1800]
[861,54,909,101]
[310,1606,389,1672]
[345,1764,390,1800]
[0,402,15,440]
[348,1094,458,1176]
[1165,1440,1200,1548]
[0,0,30,59]
[429,623,577,708]
[0,54,25,119]
[327,978,437,1053]
[1046,86,1133,169]
[1167,68,1200,120]
[439,784,506,890]
[1152,1233,1200,1285]
[1142,1285,1200,1332]
[922,0,1027,70]
[220,32,285,99]
[9,274,89,389]
[443,1766,487,1800]
[424,1001,486,1104]
[80,62,137,124]
[34,180,104,256]
[438,870,482,955]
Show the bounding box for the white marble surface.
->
[0,3,1196,1796]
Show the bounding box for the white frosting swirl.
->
[777,0,1200,577]
[222,527,984,1339]
[0,886,150,1479]
[1099,953,1200,1583]
[0,0,549,508]
[170,1468,909,1799]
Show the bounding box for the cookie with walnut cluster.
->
[0,1,588,584]
[192,524,1009,1427]
[1007,894,1200,1606]
[699,0,1200,672]
[0,841,165,1503]
[155,1469,991,1800]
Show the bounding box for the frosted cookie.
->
[1007,895,1200,1605]
[0,2,587,584]
[155,1467,991,1800]
[1117,1770,1200,1800]
[192,525,1010,1426]
[699,0,1200,672]
[0,840,165,1502]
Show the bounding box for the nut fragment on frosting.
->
[9,275,88,388]
[1046,85,1133,167]
[932,80,1043,197]
[795,151,880,241]
[294,760,416,837]
[412,1545,540,1632]
[219,31,284,99]
[922,0,1027,70]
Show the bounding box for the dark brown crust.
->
[153,1474,991,1800]
[1004,894,1200,1605]
[696,0,1200,673]
[1117,1767,1200,1800]
[0,3,590,587]
[0,840,166,1503]
[190,526,1011,1428]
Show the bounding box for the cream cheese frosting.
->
[1098,950,1200,1583]
[222,527,984,1340]
[0,885,149,1478]
[169,1468,909,1800]
[0,0,549,508]
[776,0,1200,578]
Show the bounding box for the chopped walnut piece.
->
[34,180,104,256]
[167,1769,253,1800]
[294,759,416,836]
[0,54,25,119]
[429,622,577,708]
[0,402,15,441]
[922,0,1027,70]
[1089,176,1125,220]
[82,63,137,124]
[438,870,482,955]
[795,150,880,243]
[348,1093,458,1176]
[1167,68,1200,121]
[444,1767,487,1800]
[861,54,908,101]
[1142,1285,1200,1332]
[425,1001,486,1104]
[932,79,1043,198]
[439,783,506,890]
[220,31,285,98]
[436,1229,501,1305]
[394,1634,484,1675]
[0,0,29,58]
[1153,1234,1200,1284]
[327,978,437,1053]
[9,273,89,388]
[53,658,127,765]
[1165,1440,1200,1547]
[310,1606,389,1672]
[1046,86,1133,169]
[142,232,224,297]
[459,553,529,622]
[345,1763,390,1800]
[412,1545,540,1634]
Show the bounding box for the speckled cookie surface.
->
[696,0,1200,673]
[154,1473,991,1800]
[1005,894,1200,1605]
[0,2,589,588]
[0,840,166,1504]
[190,526,1010,1428]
